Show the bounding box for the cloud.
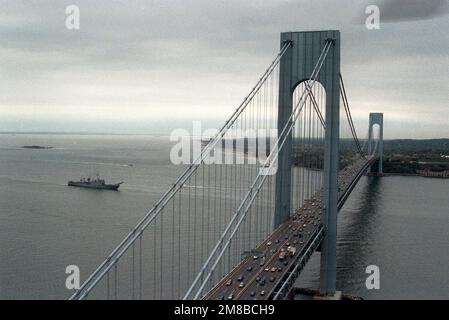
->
[379,0,449,22]
[355,0,449,23]
[0,1,447,138]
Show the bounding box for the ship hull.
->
[68,182,121,190]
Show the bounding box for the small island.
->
[22,145,53,150]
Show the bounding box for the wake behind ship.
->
[68,175,123,191]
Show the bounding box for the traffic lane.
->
[221,227,291,299]
[207,222,291,300]
[235,230,295,299]
[207,200,323,300]
[205,221,290,300]
[206,161,366,300]
[207,256,253,300]
[234,200,324,299]
[237,214,321,299]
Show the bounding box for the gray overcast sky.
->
[0,0,448,138]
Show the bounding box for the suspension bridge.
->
[70,30,384,300]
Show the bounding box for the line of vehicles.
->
[208,195,324,300]
[207,158,369,300]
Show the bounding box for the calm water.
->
[297,174,449,300]
[0,134,447,299]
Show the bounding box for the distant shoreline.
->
[366,172,449,179]
[0,132,170,137]
[1,132,449,141]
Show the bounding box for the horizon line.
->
[0,131,448,141]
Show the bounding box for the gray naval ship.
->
[68,174,123,190]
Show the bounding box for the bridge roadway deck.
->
[204,157,374,300]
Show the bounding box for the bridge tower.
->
[368,113,384,173]
[274,31,340,295]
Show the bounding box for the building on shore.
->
[417,169,449,178]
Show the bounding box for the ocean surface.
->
[0,134,447,300]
